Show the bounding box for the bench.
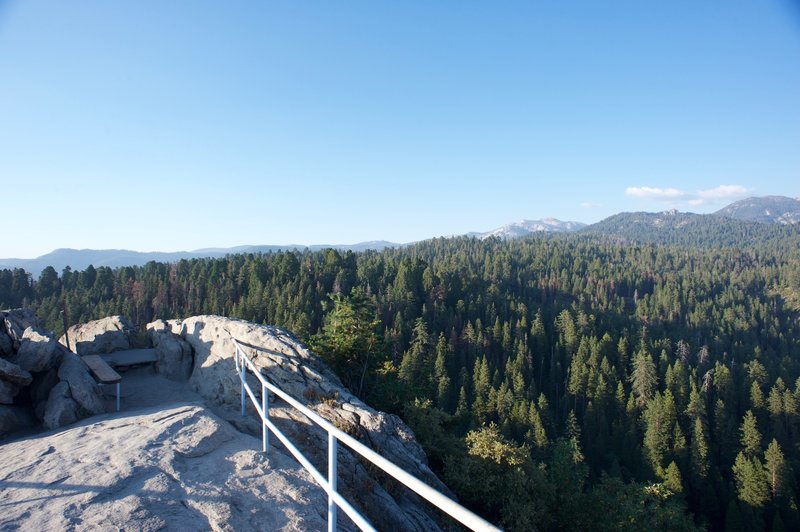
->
[82,355,123,411]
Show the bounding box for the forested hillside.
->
[3,232,800,530]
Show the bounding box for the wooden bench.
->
[82,355,123,412]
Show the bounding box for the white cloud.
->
[580,201,600,209]
[696,185,749,200]
[625,184,749,207]
[625,187,685,200]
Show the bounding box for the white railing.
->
[233,338,500,532]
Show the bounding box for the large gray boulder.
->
[0,357,33,387]
[12,327,61,372]
[146,321,193,381]
[0,404,329,531]
[1,308,38,349]
[0,358,32,405]
[61,315,134,355]
[57,352,106,416]
[164,315,447,531]
[43,381,80,429]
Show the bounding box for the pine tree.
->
[751,382,766,410]
[733,452,769,508]
[663,460,684,494]
[764,438,786,500]
[433,333,452,410]
[398,317,433,396]
[690,417,709,481]
[631,351,658,407]
[527,402,549,451]
[643,392,675,476]
[741,410,762,458]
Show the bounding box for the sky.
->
[1,1,799,258]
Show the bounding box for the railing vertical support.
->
[262,382,269,453]
[240,348,246,417]
[328,432,338,532]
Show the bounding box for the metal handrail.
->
[233,338,500,532]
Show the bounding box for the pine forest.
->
[3,231,800,531]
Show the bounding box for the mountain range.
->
[2,196,799,276]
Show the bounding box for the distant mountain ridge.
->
[3,196,799,276]
[0,242,399,276]
[579,208,800,249]
[713,195,800,225]
[479,218,587,240]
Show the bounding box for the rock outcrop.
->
[163,315,447,531]
[1,308,38,349]
[146,320,193,381]
[60,315,135,355]
[0,309,109,436]
[0,404,329,531]
[13,327,61,372]
[2,311,454,530]
[0,357,32,404]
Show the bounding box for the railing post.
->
[328,432,337,532]
[240,347,246,417]
[262,382,268,453]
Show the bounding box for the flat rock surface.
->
[102,348,158,367]
[0,403,329,531]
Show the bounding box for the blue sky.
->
[1,1,799,258]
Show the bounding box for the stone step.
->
[100,348,157,368]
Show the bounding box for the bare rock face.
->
[1,308,38,349]
[57,352,106,415]
[146,321,193,381]
[0,404,329,531]
[0,357,33,387]
[43,381,80,429]
[60,315,134,355]
[165,315,447,531]
[0,310,131,439]
[12,327,61,373]
[0,358,33,405]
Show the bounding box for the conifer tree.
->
[740,410,762,458]
[664,460,684,494]
[764,438,786,500]
[733,451,769,508]
[690,417,709,481]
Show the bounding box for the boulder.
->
[1,308,38,349]
[0,404,36,439]
[0,357,33,387]
[12,327,60,372]
[146,325,193,381]
[43,381,80,429]
[57,352,105,415]
[168,315,448,531]
[60,315,134,355]
[146,319,179,334]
